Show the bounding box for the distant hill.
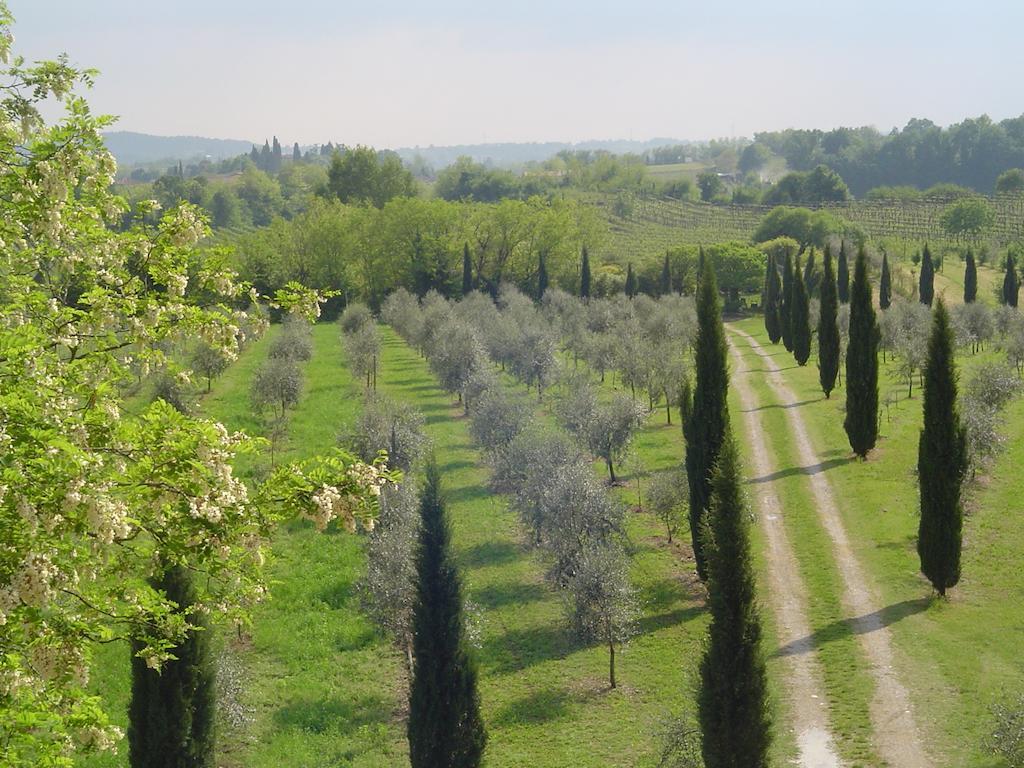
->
[393,138,689,169]
[102,132,255,165]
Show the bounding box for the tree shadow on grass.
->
[491,688,573,727]
[445,483,493,505]
[438,458,475,474]
[740,398,820,413]
[773,597,933,658]
[472,580,547,610]
[480,624,575,675]
[273,693,391,735]
[639,577,695,612]
[747,456,855,485]
[459,540,520,569]
[637,605,704,635]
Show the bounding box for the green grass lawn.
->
[82,322,713,767]
[729,315,1024,768]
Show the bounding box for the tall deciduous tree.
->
[699,433,771,768]
[462,243,473,297]
[408,461,486,768]
[128,566,215,768]
[580,246,592,299]
[684,263,729,581]
[818,247,840,397]
[917,300,967,597]
[1002,254,1020,307]
[764,254,782,344]
[964,249,977,304]
[837,240,850,303]
[880,250,892,310]
[791,256,812,366]
[920,244,935,306]
[844,246,881,457]
[781,252,795,351]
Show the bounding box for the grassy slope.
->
[729,315,1024,768]
[82,322,716,767]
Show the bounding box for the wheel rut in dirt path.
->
[727,339,843,768]
[728,326,931,768]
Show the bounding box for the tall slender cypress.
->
[763,254,782,344]
[802,247,818,298]
[684,263,729,581]
[781,252,795,351]
[461,243,472,296]
[818,247,840,397]
[661,252,673,295]
[844,246,880,458]
[1002,254,1020,307]
[791,256,811,366]
[408,461,486,768]
[625,262,637,298]
[917,300,967,597]
[837,240,850,303]
[537,250,549,300]
[128,566,215,768]
[699,432,772,768]
[879,251,892,310]
[963,249,977,304]
[920,244,935,306]
[580,246,592,299]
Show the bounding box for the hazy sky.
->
[10,0,1024,148]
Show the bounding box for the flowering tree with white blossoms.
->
[0,8,392,765]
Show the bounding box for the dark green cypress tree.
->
[837,240,850,304]
[802,247,818,298]
[461,243,472,297]
[818,247,840,397]
[661,252,672,295]
[1002,254,1020,307]
[763,254,782,344]
[879,251,892,310]
[408,460,487,768]
[128,566,215,768]
[292,142,301,162]
[699,432,772,768]
[844,246,881,458]
[917,300,967,597]
[920,244,935,306]
[963,249,977,304]
[625,263,637,298]
[684,262,729,581]
[260,139,270,171]
[537,250,549,300]
[791,256,811,366]
[781,252,795,352]
[271,136,282,172]
[580,246,591,299]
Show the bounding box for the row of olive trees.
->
[383,286,640,688]
[340,302,382,390]
[249,316,312,465]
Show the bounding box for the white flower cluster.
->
[6,552,59,608]
[309,485,351,531]
[84,492,132,546]
[348,461,386,498]
[167,206,207,247]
